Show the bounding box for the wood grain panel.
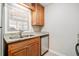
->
[32,3,44,26]
[8,37,40,56]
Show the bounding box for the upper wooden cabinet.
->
[32,3,44,26]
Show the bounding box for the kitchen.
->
[0,3,49,56]
[0,3,79,56]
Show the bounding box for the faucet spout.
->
[19,30,23,38]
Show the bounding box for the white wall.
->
[42,3,79,56]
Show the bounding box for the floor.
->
[44,52,57,56]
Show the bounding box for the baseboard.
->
[49,49,66,56]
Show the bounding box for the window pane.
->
[6,3,31,32]
[8,20,17,31]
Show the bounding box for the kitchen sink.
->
[22,35,34,37]
[9,36,20,39]
[9,35,35,39]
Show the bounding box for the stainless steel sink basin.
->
[9,35,34,39]
[22,35,34,37]
[9,36,20,39]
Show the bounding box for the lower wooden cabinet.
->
[10,43,40,56]
[6,37,40,56]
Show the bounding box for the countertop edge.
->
[4,33,49,44]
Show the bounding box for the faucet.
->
[19,30,23,38]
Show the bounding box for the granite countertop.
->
[4,32,49,44]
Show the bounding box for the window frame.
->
[5,3,32,33]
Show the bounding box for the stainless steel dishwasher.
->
[40,34,49,55]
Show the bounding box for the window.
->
[5,3,31,32]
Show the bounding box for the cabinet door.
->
[31,4,37,25]
[36,4,41,25]
[32,10,37,25]
[37,4,44,25]
[40,5,44,25]
[26,42,40,56]
[11,48,27,56]
[31,43,40,56]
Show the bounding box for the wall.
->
[42,3,79,56]
[0,3,5,56]
[0,3,1,56]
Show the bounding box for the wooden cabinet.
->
[32,3,44,26]
[7,37,40,56]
